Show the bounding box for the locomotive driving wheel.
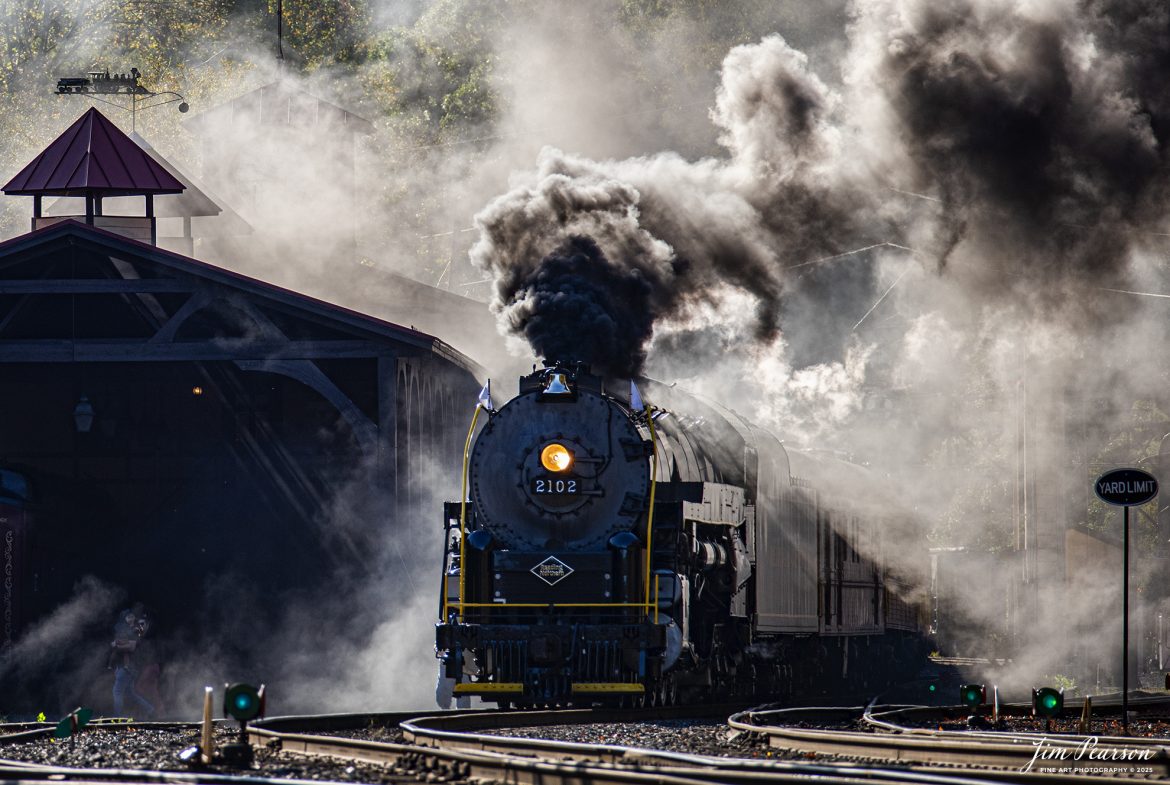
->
[651,680,669,707]
[661,676,677,706]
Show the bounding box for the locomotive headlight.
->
[540,443,574,472]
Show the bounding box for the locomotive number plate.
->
[531,477,580,495]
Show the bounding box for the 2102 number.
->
[532,478,578,494]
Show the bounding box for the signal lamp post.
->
[1033,687,1063,732]
[221,683,265,766]
[960,684,986,710]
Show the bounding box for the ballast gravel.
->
[483,719,786,759]
[0,725,406,783]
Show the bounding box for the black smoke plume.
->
[853,0,1170,308]
[475,1,1170,376]
[471,35,869,377]
[502,236,655,377]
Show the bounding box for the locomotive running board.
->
[570,683,645,693]
[453,682,523,694]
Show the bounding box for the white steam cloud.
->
[471,0,1170,694]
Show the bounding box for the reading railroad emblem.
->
[531,555,574,586]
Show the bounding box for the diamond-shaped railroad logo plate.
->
[531,555,574,586]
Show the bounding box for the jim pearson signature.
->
[1022,736,1157,772]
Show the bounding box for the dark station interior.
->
[0,103,482,715]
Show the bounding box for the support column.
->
[146,194,155,246]
[377,353,399,522]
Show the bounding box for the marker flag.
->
[630,380,645,413]
[477,379,493,411]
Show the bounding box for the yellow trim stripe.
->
[571,683,645,694]
[454,683,524,694]
[457,602,646,609]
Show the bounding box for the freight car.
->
[436,363,926,706]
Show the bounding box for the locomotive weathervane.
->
[57,68,148,96]
[54,67,189,131]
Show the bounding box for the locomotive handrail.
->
[643,404,660,619]
[450,400,486,621]
[458,602,648,608]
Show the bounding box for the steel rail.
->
[1,706,1146,785]
[0,761,387,785]
[732,704,1170,778]
[863,700,1170,750]
[0,720,206,744]
[252,710,1034,785]
[867,704,1168,738]
[255,707,1132,785]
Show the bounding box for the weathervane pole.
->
[277,0,284,73]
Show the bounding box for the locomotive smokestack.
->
[499,236,656,378]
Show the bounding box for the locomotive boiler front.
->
[438,366,671,704]
[468,370,651,551]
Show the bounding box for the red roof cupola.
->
[3,107,184,245]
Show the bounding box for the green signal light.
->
[928,684,936,692]
[1032,687,1063,718]
[960,684,986,708]
[224,683,264,722]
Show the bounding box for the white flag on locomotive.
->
[477,379,493,411]
[630,380,645,413]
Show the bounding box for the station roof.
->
[44,132,241,224]
[0,219,481,376]
[3,108,185,197]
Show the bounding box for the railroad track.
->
[732,698,1170,780]
[249,705,1045,784]
[254,705,1156,784]
[3,702,1163,784]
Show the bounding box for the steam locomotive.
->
[436,363,925,706]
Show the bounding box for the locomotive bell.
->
[542,372,572,396]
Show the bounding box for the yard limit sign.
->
[1095,467,1159,735]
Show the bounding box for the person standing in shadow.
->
[109,607,154,719]
[132,613,164,717]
